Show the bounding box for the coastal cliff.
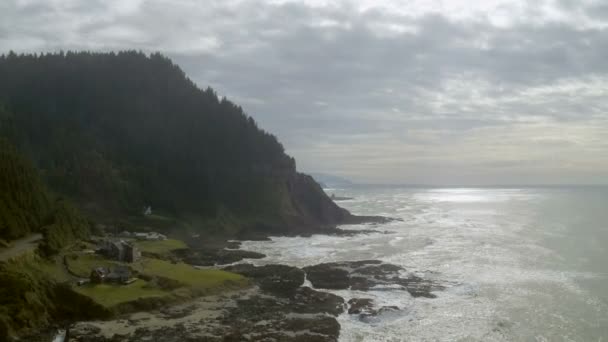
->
[0,51,363,235]
[0,51,388,340]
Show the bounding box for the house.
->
[90,267,108,283]
[123,242,140,263]
[118,231,133,238]
[107,266,132,284]
[133,232,167,241]
[90,266,133,285]
[99,239,141,263]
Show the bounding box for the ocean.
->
[240,186,608,341]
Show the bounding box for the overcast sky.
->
[2,0,608,185]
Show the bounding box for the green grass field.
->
[135,239,187,255]
[74,279,168,307]
[136,258,246,288]
[62,238,248,310]
[65,253,121,278]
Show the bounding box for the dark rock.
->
[291,286,345,316]
[302,264,350,289]
[283,316,340,339]
[70,323,101,336]
[288,173,352,227]
[347,298,374,315]
[223,264,305,296]
[173,248,266,266]
[359,305,401,323]
[346,298,405,323]
[65,258,441,342]
[304,260,441,298]
[221,287,344,342]
[159,304,196,319]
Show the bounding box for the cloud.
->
[1,0,608,184]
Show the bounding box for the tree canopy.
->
[0,51,295,220]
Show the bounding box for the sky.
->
[2,0,608,185]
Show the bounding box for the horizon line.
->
[322,183,608,188]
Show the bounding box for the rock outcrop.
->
[303,260,441,298]
[172,248,266,266]
[282,173,393,234]
[223,264,305,296]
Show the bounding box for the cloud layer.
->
[2,0,608,184]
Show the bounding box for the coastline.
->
[60,215,442,342]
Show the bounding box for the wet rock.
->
[223,263,305,296]
[347,298,374,315]
[346,298,405,323]
[283,316,341,339]
[70,323,101,337]
[302,264,350,289]
[222,287,344,341]
[359,306,401,324]
[64,258,441,342]
[159,304,196,319]
[173,248,266,266]
[291,286,345,316]
[304,260,440,298]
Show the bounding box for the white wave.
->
[239,186,608,341]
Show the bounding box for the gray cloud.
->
[1,0,608,185]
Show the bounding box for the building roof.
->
[92,267,109,276]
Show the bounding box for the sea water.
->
[240,186,608,341]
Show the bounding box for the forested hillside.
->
[0,51,351,234]
[0,138,50,241]
[0,137,89,253]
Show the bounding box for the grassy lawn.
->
[74,279,168,308]
[65,253,121,278]
[72,259,246,309]
[60,239,248,311]
[136,258,246,289]
[135,239,187,255]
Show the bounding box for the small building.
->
[107,266,132,284]
[123,242,140,263]
[133,232,167,241]
[90,266,133,285]
[90,267,108,284]
[118,231,132,238]
[99,239,141,263]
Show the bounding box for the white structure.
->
[133,232,167,241]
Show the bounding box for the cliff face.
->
[285,172,351,229]
[0,51,354,234]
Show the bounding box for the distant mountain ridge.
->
[0,51,356,235]
[308,173,355,188]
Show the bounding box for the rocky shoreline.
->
[45,215,441,342]
[68,258,442,341]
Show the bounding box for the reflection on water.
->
[415,188,542,203]
[241,186,608,341]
